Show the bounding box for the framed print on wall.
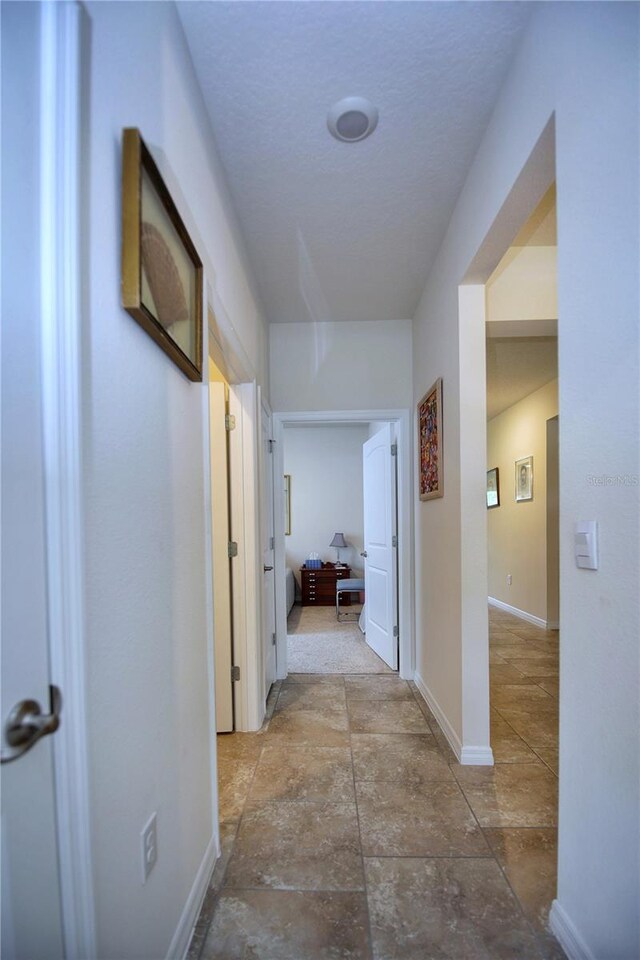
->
[515,456,534,501]
[418,377,443,501]
[121,128,203,381]
[486,467,500,508]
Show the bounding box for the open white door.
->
[2,4,67,953]
[261,403,277,696]
[209,381,234,732]
[363,424,399,669]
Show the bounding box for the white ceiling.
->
[178,2,533,324]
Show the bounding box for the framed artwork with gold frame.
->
[121,128,203,381]
[418,377,443,500]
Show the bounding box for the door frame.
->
[227,382,263,731]
[272,409,414,680]
[259,394,277,695]
[30,2,96,954]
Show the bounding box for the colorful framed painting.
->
[486,467,500,508]
[515,456,534,501]
[121,128,203,381]
[418,377,443,501]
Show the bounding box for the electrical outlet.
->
[140,812,157,883]
[506,574,512,586]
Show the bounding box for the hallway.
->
[188,613,562,960]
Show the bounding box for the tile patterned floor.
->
[188,607,564,960]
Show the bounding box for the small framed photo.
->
[284,475,291,536]
[486,467,500,508]
[121,128,203,381]
[515,456,533,501]
[418,377,443,501]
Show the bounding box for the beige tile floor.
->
[188,607,564,960]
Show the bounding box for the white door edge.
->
[40,2,97,954]
[259,393,277,694]
[272,409,414,680]
[362,424,398,669]
[228,383,264,731]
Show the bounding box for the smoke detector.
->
[327,96,379,143]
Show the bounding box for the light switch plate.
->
[575,521,598,570]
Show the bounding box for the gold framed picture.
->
[121,128,203,381]
[418,377,443,500]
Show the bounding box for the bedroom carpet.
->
[287,605,394,674]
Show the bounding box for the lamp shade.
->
[330,532,347,548]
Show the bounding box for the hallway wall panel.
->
[412,5,639,957]
[83,3,267,956]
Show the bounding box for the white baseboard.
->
[488,596,558,631]
[460,745,494,765]
[168,835,218,960]
[549,900,597,960]
[414,673,494,766]
[414,672,462,761]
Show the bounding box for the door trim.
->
[228,383,263,730]
[259,394,277,695]
[40,2,96,955]
[272,409,414,680]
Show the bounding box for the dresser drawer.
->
[300,565,352,606]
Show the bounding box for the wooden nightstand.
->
[300,565,352,606]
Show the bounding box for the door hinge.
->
[270,536,275,550]
[393,625,399,638]
[392,535,398,548]
[272,632,277,646]
[268,439,274,453]
[390,443,397,457]
[225,413,236,431]
[228,541,238,558]
[231,665,240,682]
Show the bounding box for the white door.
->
[261,405,277,695]
[209,382,234,732]
[1,3,65,953]
[362,424,399,669]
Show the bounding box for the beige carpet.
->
[287,605,394,674]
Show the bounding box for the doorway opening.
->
[208,355,235,733]
[482,182,561,950]
[283,420,387,675]
[484,184,559,760]
[272,409,413,681]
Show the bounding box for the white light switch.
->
[574,521,598,570]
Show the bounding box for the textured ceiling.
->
[486,337,558,420]
[178,2,532,324]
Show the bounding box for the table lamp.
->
[330,532,348,566]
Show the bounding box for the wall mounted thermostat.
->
[574,521,598,570]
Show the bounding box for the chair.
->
[336,578,365,622]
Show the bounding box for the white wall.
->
[82,3,267,957]
[270,319,413,412]
[487,245,557,323]
[413,5,639,957]
[284,425,368,579]
[487,380,559,622]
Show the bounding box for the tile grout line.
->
[347,690,377,960]
[449,761,549,960]
[491,702,559,779]
[190,680,284,960]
